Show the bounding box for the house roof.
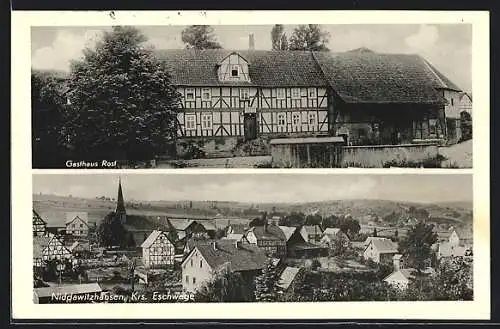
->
[303,225,323,235]
[65,212,89,225]
[278,266,301,290]
[33,235,53,259]
[34,283,102,298]
[155,49,327,87]
[278,226,297,241]
[69,241,90,252]
[314,51,460,104]
[33,209,47,224]
[140,230,172,248]
[323,228,342,237]
[363,236,392,246]
[383,268,416,283]
[168,218,195,231]
[187,240,268,272]
[250,225,287,241]
[200,221,217,231]
[368,238,398,254]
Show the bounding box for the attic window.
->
[239,88,250,100]
[276,88,286,100]
[231,65,239,77]
[201,88,211,101]
[291,88,301,99]
[308,88,317,99]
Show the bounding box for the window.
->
[190,259,193,267]
[276,88,286,99]
[200,260,203,268]
[185,114,196,130]
[292,113,300,127]
[308,88,317,99]
[201,114,213,130]
[451,98,454,106]
[277,113,286,128]
[186,275,189,283]
[231,65,239,77]
[185,88,195,101]
[80,224,83,228]
[308,112,317,125]
[239,88,250,100]
[192,277,196,284]
[291,88,301,99]
[201,88,211,101]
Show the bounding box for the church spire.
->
[116,177,126,223]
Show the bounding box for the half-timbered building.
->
[33,233,73,268]
[157,47,465,158]
[140,230,176,268]
[65,212,90,237]
[33,209,48,237]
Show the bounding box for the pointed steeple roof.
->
[116,177,126,214]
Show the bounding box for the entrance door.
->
[244,113,257,140]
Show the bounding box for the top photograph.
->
[31,24,473,169]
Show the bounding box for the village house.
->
[68,240,91,258]
[65,212,90,237]
[383,254,416,290]
[363,237,399,264]
[243,223,287,258]
[280,225,328,258]
[150,46,465,159]
[320,228,351,248]
[181,239,267,294]
[140,230,176,268]
[167,218,207,240]
[300,225,323,244]
[33,209,48,237]
[33,233,73,268]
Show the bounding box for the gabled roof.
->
[323,228,342,236]
[278,266,301,290]
[367,238,398,254]
[278,226,298,241]
[250,225,287,241]
[34,283,102,298]
[33,209,47,224]
[383,268,416,283]
[186,240,267,272]
[363,236,392,246]
[65,212,89,225]
[314,51,460,104]
[140,230,173,248]
[155,49,327,87]
[303,225,323,235]
[33,235,53,258]
[168,218,195,231]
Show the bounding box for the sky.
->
[32,174,472,204]
[31,24,472,92]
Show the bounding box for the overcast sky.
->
[31,24,472,92]
[32,174,472,204]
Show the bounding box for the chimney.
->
[393,254,402,271]
[249,33,255,50]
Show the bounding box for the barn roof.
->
[187,240,267,272]
[250,225,287,241]
[313,51,460,103]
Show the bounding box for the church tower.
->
[116,177,127,224]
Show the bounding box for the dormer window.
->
[231,65,239,77]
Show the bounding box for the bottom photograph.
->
[32,173,473,304]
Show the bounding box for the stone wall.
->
[341,143,440,168]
